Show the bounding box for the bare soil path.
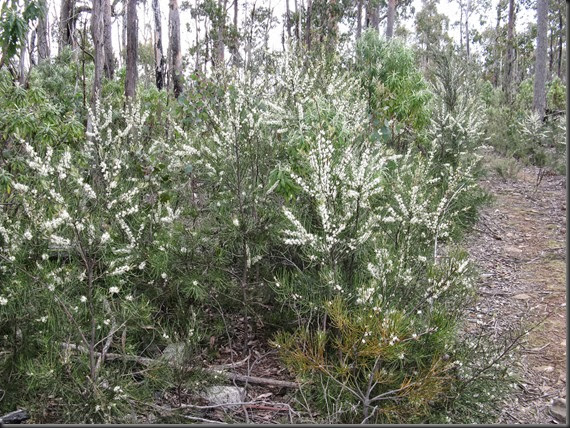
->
[464,155,567,424]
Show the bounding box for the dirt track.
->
[464,156,567,424]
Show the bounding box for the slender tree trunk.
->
[125,0,138,100]
[326,0,338,49]
[91,0,105,102]
[366,0,379,31]
[503,0,515,101]
[244,5,252,67]
[152,0,166,89]
[386,0,396,39]
[59,0,74,54]
[195,0,201,72]
[37,0,49,62]
[87,0,105,137]
[19,36,28,85]
[556,7,563,79]
[493,2,502,86]
[549,23,554,76]
[103,0,114,79]
[305,0,312,51]
[122,5,127,59]
[294,0,300,45]
[465,0,471,58]
[533,0,549,118]
[29,29,36,67]
[356,0,363,39]
[459,4,464,50]
[169,0,183,98]
[263,5,273,55]
[285,0,292,39]
[231,0,240,66]
[213,0,227,68]
[513,43,519,84]
[205,20,211,70]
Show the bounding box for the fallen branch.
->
[182,415,228,424]
[219,371,299,389]
[157,400,298,414]
[243,404,290,412]
[60,343,299,389]
[208,355,250,370]
[0,409,30,424]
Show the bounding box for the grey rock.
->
[201,386,246,407]
[550,398,566,422]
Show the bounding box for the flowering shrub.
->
[0,103,203,422]
[0,47,516,424]
[426,52,486,167]
[263,51,500,423]
[272,139,481,421]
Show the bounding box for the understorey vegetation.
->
[0,0,565,424]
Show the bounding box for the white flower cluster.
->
[281,130,389,258]
[2,102,184,299]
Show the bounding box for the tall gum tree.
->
[125,0,138,100]
[502,0,515,101]
[103,0,114,79]
[169,0,182,98]
[37,0,49,62]
[59,0,75,53]
[91,0,105,102]
[386,0,396,38]
[532,0,549,118]
[152,0,166,89]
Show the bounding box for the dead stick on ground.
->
[60,342,299,389]
[156,400,298,414]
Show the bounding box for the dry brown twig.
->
[60,342,300,388]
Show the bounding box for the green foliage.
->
[490,155,522,181]
[426,51,486,167]
[27,49,87,116]
[0,68,84,166]
[546,77,566,111]
[487,107,566,174]
[355,30,432,149]
[274,298,459,423]
[514,78,534,112]
[0,0,42,65]
[483,73,566,175]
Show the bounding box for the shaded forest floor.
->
[464,151,567,424]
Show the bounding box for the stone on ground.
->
[201,386,246,407]
[549,397,566,423]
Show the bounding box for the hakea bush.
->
[427,99,485,166]
[517,112,566,174]
[426,52,486,166]
[0,103,202,422]
[270,108,480,318]
[266,54,489,422]
[267,51,368,140]
[163,69,290,347]
[272,136,484,422]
